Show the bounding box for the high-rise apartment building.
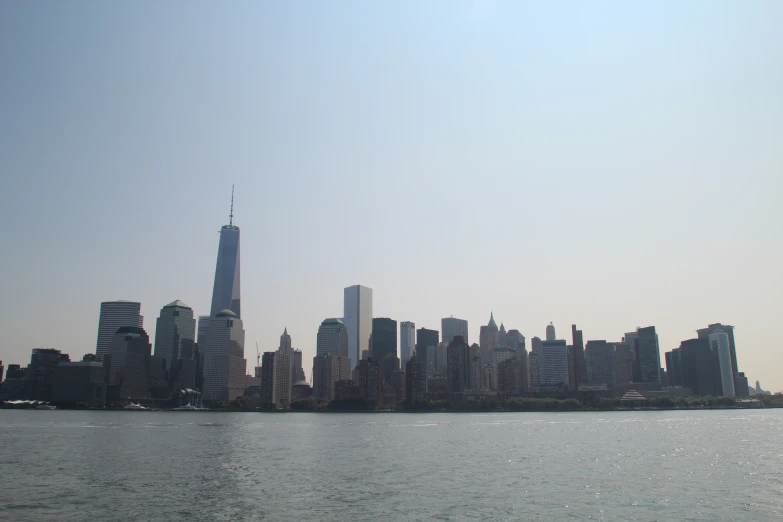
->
[400,321,415,368]
[153,300,196,371]
[317,318,349,357]
[441,317,468,345]
[312,353,352,401]
[371,318,397,361]
[96,301,143,360]
[709,332,735,397]
[405,356,427,404]
[202,309,246,402]
[585,340,616,393]
[356,358,381,408]
[343,285,373,369]
[210,188,241,318]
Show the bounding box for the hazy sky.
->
[1,1,781,390]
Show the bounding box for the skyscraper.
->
[479,312,499,365]
[446,336,469,394]
[210,187,241,318]
[106,327,152,401]
[405,356,427,404]
[672,338,721,396]
[153,300,196,371]
[279,328,292,352]
[343,285,373,369]
[696,323,738,374]
[317,318,349,357]
[571,324,587,387]
[96,301,143,360]
[202,309,247,402]
[709,332,736,397]
[371,318,397,361]
[636,326,661,383]
[441,317,468,345]
[400,321,415,368]
[545,322,556,341]
[537,340,568,389]
[415,327,439,368]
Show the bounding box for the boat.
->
[171,402,206,411]
[124,402,149,411]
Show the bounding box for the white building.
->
[538,340,569,389]
[710,332,736,397]
[272,350,291,409]
[153,300,196,371]
[400,321,415,368]
[442,317,469,345]
[96,301,143,360]
[343,285,373,369]
[202,309,247,402]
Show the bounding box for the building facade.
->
[441,317,468,345]
[210,191,241,318]
[709,332,735,397]
[202,309,247,402]
[537,340,568,390]
[405,356,427,404]
[371,318,397,361]
[96,301,143,360]
[343,285,373,370]
[153,300,196,371]
[400,321,415,368]
[317,318,349,358]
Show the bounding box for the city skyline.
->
[1,2,781,391]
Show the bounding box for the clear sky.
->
[1,1,781,391]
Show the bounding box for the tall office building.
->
[531,336,542,353]
[312,353,352,401]
[585,340,616,393]
[96,301,143,360]
[415,327,439,367]
[537,340,568,389]
[571,324,587,386]
[356,358,381,407]
[636,326,661,383]
[446,336,470,394]
[317,318,349,357]
[210,188,241,318]
[153,300,196,371]
[106,327,152,401]
[669,339,721,396]
[442,317,469,345]
[202,309,247,402]
[371,318,397,360]
[709,332,736,397]
[343,285,373,369]
[479,312,499,365]
[696,323,738,374]
[400,321,415,368]
[405,356,427,404]
[279,328,292,352]
[545,322,556,341]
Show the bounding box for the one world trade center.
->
[210,186,241,318]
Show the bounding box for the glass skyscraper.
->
[343,285,373,369]
[210,222,241,318]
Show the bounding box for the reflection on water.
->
[1,410,782,521]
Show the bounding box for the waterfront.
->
[0,410,781,521]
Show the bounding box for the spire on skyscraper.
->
[488,311,497,330]
[229,184,234,226]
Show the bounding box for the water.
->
[0,410,781,521]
